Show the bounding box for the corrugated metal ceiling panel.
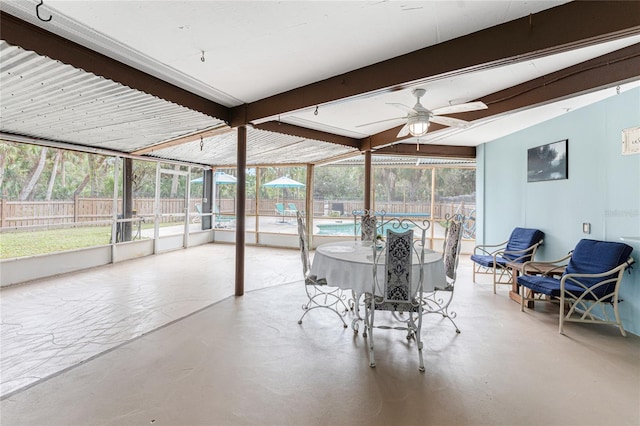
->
[1,41,359,166]
[334,156,476,166]
[147,127,359,166]
[0,41,222,153]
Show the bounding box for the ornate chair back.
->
[365,217,429,372]
[443,215,464,284]
[361,214,378,242]
[380,228,414,307]
[296,211,312,279]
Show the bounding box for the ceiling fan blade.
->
[431,101,487,116]
[430,115,470,128]
[356,116,405,128]
[386,102,415,113]
[397,123,410,137]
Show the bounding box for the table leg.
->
[509,267,534,308]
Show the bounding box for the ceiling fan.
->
[358,88,488,138]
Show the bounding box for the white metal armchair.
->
[471,227,544,294]
[422,213,464,333]
[363,217,429,372]
[296,212,349,328]
[518,239,634,335]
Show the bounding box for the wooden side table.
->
[506,261,566,308]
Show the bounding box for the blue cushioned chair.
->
[471,227,545,294]
[518,239,634,336]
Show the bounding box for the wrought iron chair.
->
[353,210,378,242]
[296,212,349,328]
[518,239,634,336]
[363,217,429,372]
[421,213,464,333]
[471,227,544,294]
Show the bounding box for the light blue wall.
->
[477,87,640,335]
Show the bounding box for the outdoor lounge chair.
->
[518,239,634,335]
[214,206,235,228]
[471,227,544,294]
[287,203,299,214]
[192,203,202,224]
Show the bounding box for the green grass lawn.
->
[0,222,171,259]
[0,226,113,259]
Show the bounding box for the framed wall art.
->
[527,139,568,182]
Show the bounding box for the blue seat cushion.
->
[518,239,633,301]
[563,239,633,294]
[503,228,545,262]
[517,275,561,297]
[518,274,621,301]
[470,254,509,268]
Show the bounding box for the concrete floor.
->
[1,244,639,425]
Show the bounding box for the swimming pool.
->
[315,222,415,236]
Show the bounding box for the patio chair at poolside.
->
[287,203,299,214]
[214,206,235,228]
[192,203,202,224]
[275,203,291,223]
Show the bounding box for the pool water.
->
[315,222,415,236]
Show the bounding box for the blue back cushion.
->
[564,239,633,291]
[503,228,544,262]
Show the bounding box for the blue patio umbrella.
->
[190,171,237,185]
[263,176,305,221]
[191,172,237,217]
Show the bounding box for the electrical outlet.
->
[582,223,591,234]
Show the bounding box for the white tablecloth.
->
[310,240,445,297]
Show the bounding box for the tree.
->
[19,147,48,201]
[45,149,62,201]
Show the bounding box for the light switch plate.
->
[582,222,591,234]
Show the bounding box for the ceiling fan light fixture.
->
[408,116,429,137]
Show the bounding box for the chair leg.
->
[298,285,348,328]
[366,304,376,368]
[414,315,425,373]
[559,293,565,334]
[613,299,627,337]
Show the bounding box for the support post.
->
[123,157,133,241]
[364,150,372,211]
[306,164,313,248]
[235,126,247,296]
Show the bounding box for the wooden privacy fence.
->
[1,198,475,229]
[0,197,202,229]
